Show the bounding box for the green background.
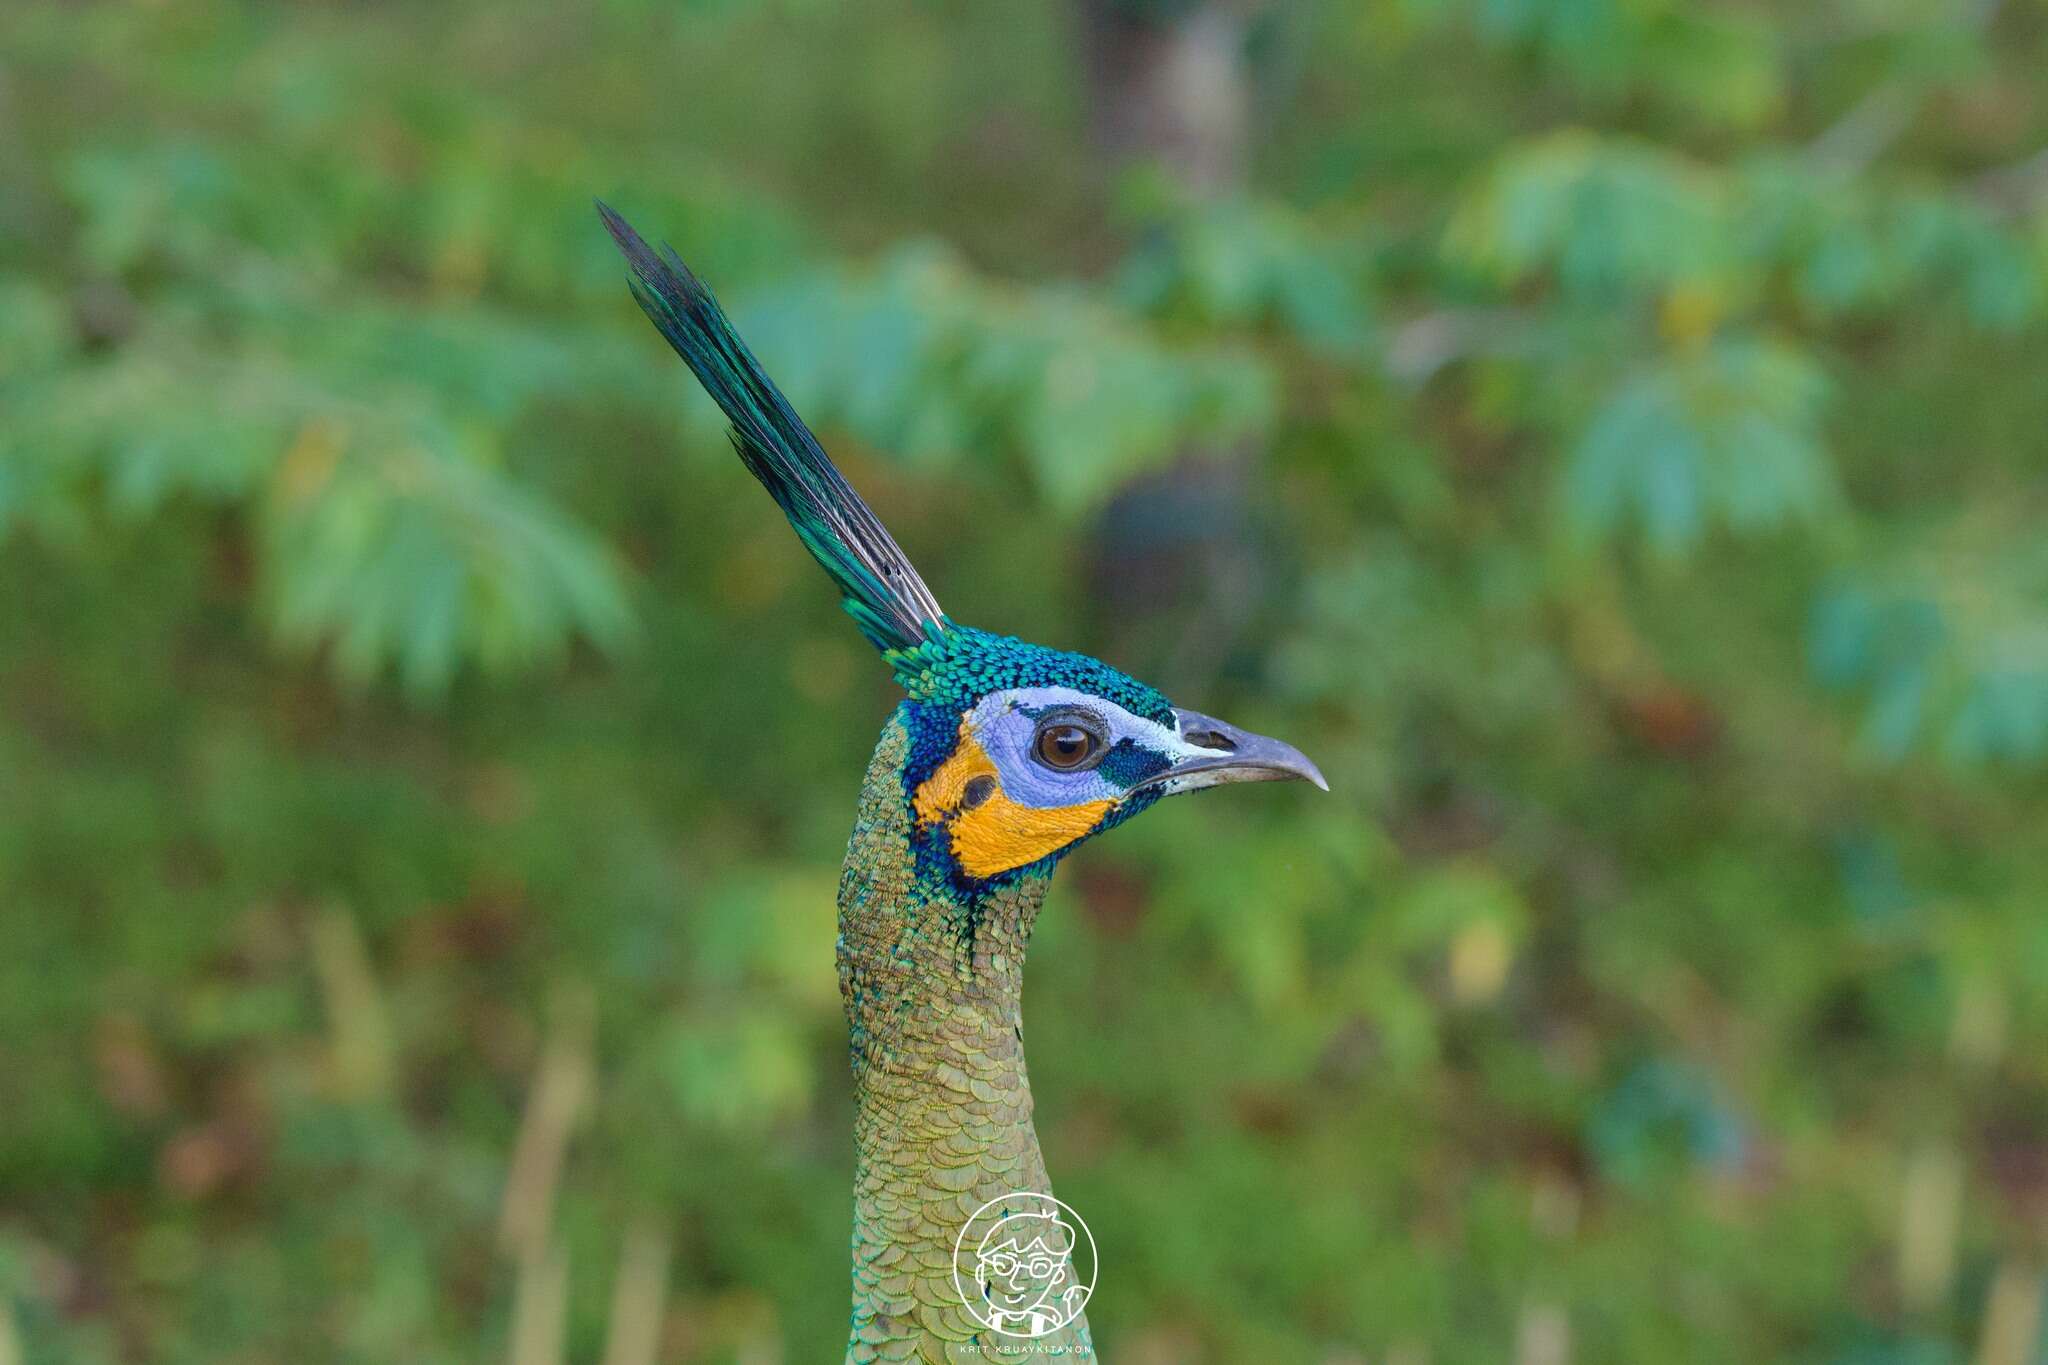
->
[5,1,2048,1361]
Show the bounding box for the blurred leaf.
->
[739,244,1278,512]
[1115,197,1376,356]
[658,1004,814,1131]
[1812,553,2048,766]
[1586,1059,1746,1190]
[1561,334,1834,557]
[262,423,636,695]
[1447,131,1731,299]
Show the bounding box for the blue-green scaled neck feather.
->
[838,711,1088,1360]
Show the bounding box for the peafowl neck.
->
[836,712,1096,1362]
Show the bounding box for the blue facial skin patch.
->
[962,686,1190,807]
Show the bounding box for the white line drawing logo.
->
[951,1191,1097,1338]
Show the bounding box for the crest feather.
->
[598,202,949,656]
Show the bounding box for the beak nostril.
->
[1156,706,1324,792]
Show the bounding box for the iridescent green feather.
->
[598,202,950,656]
[892,625,1172,722]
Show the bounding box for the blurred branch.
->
[498,986,596,1263]
[309,903,394,1102]
[1948,976,2009,1069]
[1803,0,2005,181]
[1976,1264,2044,1365]
[1897,1145,1964,1313]
[1973,147,2048,219]
[509,1242,570,1365]
[1075,0,1258,195]
[1803,83,1921,181]
[1384,308,1542,386]
[601,1221,672,1365]
[1513,1302,1570,1365]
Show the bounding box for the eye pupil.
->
[1036,723,1098,769]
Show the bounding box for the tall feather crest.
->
[598,202,949,656]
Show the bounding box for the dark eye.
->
[1034,721,1102,771]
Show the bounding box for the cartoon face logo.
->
[951,1192,1097,1338]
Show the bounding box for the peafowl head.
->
[600,204,1324,887]
[887,626,1323,882]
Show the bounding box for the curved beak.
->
[1131,708,1329,797]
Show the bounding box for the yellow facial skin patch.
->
[913,725,1112,879]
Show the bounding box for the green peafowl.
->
[599,204,1325,1363]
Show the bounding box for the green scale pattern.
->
[888,625,1174,727]
[838,716,1097,1362]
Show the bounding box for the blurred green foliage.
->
[4,1,2048,1362]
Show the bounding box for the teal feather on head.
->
[887,626,1173,722]
[597,202,949,655]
